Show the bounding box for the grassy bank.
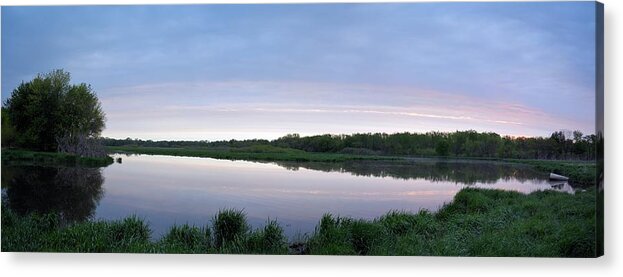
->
[108,145,597,186]
[307,187,596,256]
[1,187,597,256]
[505,159,596,187]
[1,206,288,254]
[108,145,399,162]
[1,149,114,167]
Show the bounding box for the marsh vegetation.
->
[2,187,596,256]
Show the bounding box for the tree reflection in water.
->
[272,159,545,185]
[2,165,104,224]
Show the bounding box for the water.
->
[1,154,574,238]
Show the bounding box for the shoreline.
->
[108,145,596,187]
[2,146,599,256]
[1,149,114,167]
[1,186,597,256]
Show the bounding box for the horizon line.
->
[100,128,593,143]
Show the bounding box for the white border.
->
[0,1,620,277]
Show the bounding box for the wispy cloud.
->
[165,105,522,125]
[1,3,597,140]
[97,80,588,140]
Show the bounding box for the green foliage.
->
[379,211,419,235]
[104,129,598,161]
[108,216,152,244]
[435,139,450,156]
[3,69,106,151]
[447,188,498,214]
[380,210,436,237]
[1,187,597,256]
[1,149,113,167]
[1,204,151,253]
[1,107,17,147]
[245,220,288,254]
[229,144,306,154]
[43,216,151,253]
[349,220,385,255]
[307,214,356,255]
[160,224,211,253]
[107,146,397,162]
[306,188,597,257]
[212,209,250,248]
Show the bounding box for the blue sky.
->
[1,2,597,140]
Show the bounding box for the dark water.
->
[1,154,574,238]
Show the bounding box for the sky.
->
[1,2,598,141]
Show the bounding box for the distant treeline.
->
[103,130,599,160]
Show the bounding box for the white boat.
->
[548,181,575,194]
[549,173,569,181]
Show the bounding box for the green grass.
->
[1,149,114,168]
[1,207,289,254]
[212,209,250,248]
[2,187,597,256]
[159,224,212,253]
[108,145,399,162]
[306,187,597,257]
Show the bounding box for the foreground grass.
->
[1,187,597,256]
[1,207,288,254]
[308,187,596,256]
[108,145,398,162]
[1,149,114,168]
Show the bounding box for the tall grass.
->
[159,224,212,253]
[212,209,250,248]
[245,220,288,254]
[306,187,597,257]
[2,187,597,256]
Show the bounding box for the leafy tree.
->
[435,139,449,156]
[104,129,598,161]
[3,70,106,152]
[573,130,584,143]
[1,107,16,147]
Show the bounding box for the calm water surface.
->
[1,154,574,238]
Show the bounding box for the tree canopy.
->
[103,129,597,161]
[2,70,106,152]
